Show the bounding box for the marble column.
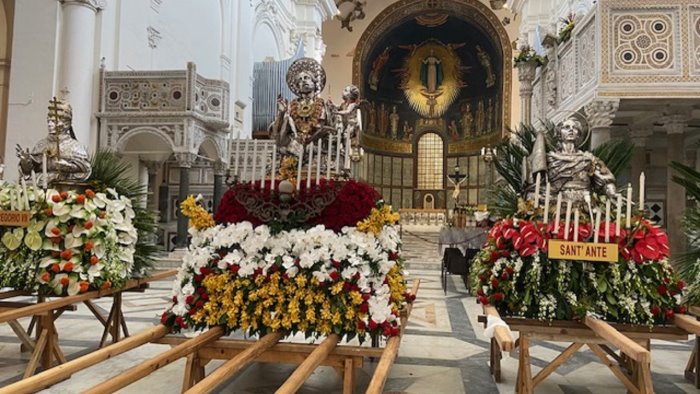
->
[664,115,687,257]
[174,153,196,248]
[56,0,104,147]
[584,99,619,149]
[143,161,161,212]
[629,129,652,193]
[212,160,227,214]
[516,61,538,126]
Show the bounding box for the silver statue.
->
[16,97,91,185]
[527,116,619,216]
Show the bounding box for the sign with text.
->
[0,211,31,227]
[548,240,618,263]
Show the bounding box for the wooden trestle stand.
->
[0,279,420,394]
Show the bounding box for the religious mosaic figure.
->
[402,121,414,141]
[368,47,390,91]
[389,106,399,140]
[486,98,494,134]
[460,102,474,137]
[378,102,388,137]
[476,45,496,88]
[448,120,460,140]
[17,97,91,185]
[527,116,619,216]
[270,57,331,157]
[475,99,485,135]
[421,49,443,94]
[367,101,377,134]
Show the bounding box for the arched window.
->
[416,132,443,190]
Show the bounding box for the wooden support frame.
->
[680,310,700,388]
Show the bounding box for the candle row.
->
[6,182,32,211]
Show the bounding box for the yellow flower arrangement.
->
[357,204,400,235]
[180,195,215,230]
[279,156,298,185]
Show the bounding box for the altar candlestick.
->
[615,194,622,238]
[594,210,601,243]
[307,143,314,189]
[564,200,572,241]
[573,209,580,242]
[326,134,332,179]
[335,132,341,173]
[639,172,645,212]
[20,178,29,210]
[543,181,551,223]
[242,140,249,182]
[316,139,322,186]
[251,140,258,186]
[270,145,277,194]
[233,140,239,176]
[534,173,541,208]
[625,183,632,228]
[605,199,611,243]
[296,147,304,191]
[554,192,562,235]
[42,153,48,189]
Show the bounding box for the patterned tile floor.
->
[0,228,694,393]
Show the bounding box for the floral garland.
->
[470,216,685,326]
[0,185,137,295]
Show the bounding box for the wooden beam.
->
[483,305,514,352]
[8,320,35,352]
[0,325,169,394]
[674,314,700,336]
[587,343,640,394]
[275,334,340,394]
[532,342,583,387]
[583,316,650,363]
[343,357,354,394]
[83,326,223,394]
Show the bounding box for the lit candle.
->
[564,200,572,241]
[573,209,580,242]
[543,181,551,222]
[270,145,277,194]
[335,132,341,173]
[296,148,304,192]
[594,210,601,243]
[42,153,48,189]
[307,143,314,189]
[20,178,29,210]
[639,172,645,212]
[233,139,240,176]
[316,139,322,186]
[251,140,258,186]
[625,183,632,228]
[326,133,332,179]
[615,194,622,238]
[242,140,249,182]
[605,199,611,243]
[534,172,541,208]
[554,192,562,235]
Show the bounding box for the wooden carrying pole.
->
[82,326,224,394]
[185,331,284,394]
[483,305,514,352]
[674,314,700,336]
[275,334,341,394]
[583,315,649,363]
[365,279,421,394]
[0,324,169,394]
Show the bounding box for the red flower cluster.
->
[488,219,546,258]
[620,219,670,264]
[308,179,380,232]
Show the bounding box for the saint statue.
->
[476,45,496,88]
[17,97,91,185]
[389,106,399,140]
[270,57,332,158]
[368,47,390,91]
[460,102,474,137]
[420,49,443,94]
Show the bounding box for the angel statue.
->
[16,97,91,186]
[269,57,334,158]
[329,84,362,148]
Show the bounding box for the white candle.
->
[639,172,645,212]
[259,143,267,188]
[307,143,314,189]
[335,132,341,173]
[521,156,527,186]
[625,183,632,228]
[554,192,562,235]
[573,209,580,242]
[296,148,304,192]
[326,133,332,180]
[233,139,240,176]
[316,139,322,186]
[251,140,258,186]
[564,200,572,241]
[31,170,39,201]
[270,145,277,194]
[543,181,551,222]
[344,131,351,169]
[42,153,48,189]
[594,210,601,243]
[242,140,249,182]
[9,189,15,211]
[615,194,622,238]
[605,199,611,243]
[534,172,541,208]
[20,178,29,210]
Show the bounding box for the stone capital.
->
[60,0,106,12]
[584,99,619,129]
[142,160,162,175]
[173,152,197,168]
[663,114,688,135]
[629,128,653,148]
[516,61,538,83]
[212,160,228,176]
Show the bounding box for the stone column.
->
[143,161,161,211]
[174,153,196,248]
[56,0,104,147]
[664,115,687,256]
[516,61,538,126]
[629,128,652,193]
[212,160,227,214]
[584,99,619,149]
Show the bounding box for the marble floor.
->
[0,228,694,393]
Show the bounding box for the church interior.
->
[0,0,699,392]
